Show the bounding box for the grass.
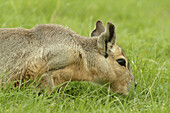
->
[0,0,169,112]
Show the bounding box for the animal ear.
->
[91,20,105,37]
[97,22,116,57]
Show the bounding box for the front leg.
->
[38,71,53,89]
[51,68,73,89]
[32,67,74,96]
[40,65,89,94]
[37,68,73,93]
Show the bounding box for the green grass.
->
[0,0,170,112]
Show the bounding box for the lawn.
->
[0,0,169,112]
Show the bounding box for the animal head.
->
[91,20,136,95]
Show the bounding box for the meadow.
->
[0,0,169,112]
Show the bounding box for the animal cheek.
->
[121,81,127,87]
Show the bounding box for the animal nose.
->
[135,82,137,88]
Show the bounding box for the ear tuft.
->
[97,22,117,57]
[91,20,105,37]
[106,22,116,44]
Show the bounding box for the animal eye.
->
[116,59,126,67]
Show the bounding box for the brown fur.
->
[0,21,135,95]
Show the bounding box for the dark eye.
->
[116,59,126,67]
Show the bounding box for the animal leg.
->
[51,68,73,89]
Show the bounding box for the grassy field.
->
[0,0,169,112]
